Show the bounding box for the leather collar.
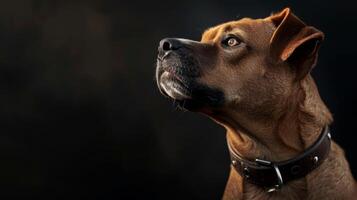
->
[227,126,331,192]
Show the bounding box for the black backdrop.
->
[1,0,356,199]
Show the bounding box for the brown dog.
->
[156,8,356,199]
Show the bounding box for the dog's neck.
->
[214,75,357,199]
[214,75,332,162]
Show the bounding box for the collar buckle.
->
[255,158,283,192]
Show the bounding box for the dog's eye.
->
[222,35,241,47]
[227,38,238,46]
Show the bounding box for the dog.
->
[155,8,357,199]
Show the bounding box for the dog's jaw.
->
[159,71,192,100]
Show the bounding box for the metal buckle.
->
[255,158,284,192]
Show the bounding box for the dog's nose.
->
[159,38,183,51]
[158,38,184,59]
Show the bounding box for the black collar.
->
[227,126,331,192]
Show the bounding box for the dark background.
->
[1,0,356,199]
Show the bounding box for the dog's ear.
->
[268,8,324,80]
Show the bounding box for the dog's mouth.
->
[156,51,199,101]
[155,47,225,110]
[156,55,194,101]
[159,70,192,100]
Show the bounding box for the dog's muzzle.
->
[155,38,225,110]
[156,38,200,100]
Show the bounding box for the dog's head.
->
[156,8,324,115]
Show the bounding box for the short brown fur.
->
[157,7,357,200]
[198,8,357,200]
